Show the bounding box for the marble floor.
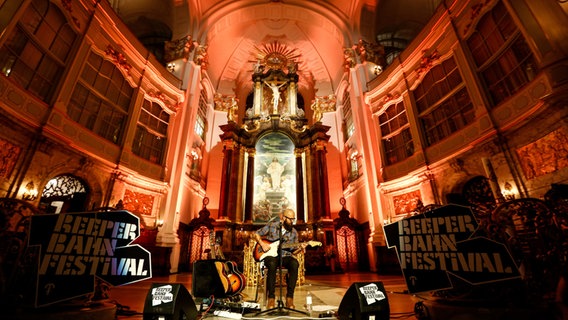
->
[110,271,419,319]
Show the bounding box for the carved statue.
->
[311,97,323,123]
[264,80,287,113]
[343,47,357,70]
[311,94,336,123]
[164,35,194,62]
[288,61,297,74]
[227,97,238,122]
[194,44,208,69]
[254,59,264,74]
[351,39,385,68]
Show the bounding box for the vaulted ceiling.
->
[112,0,440,99]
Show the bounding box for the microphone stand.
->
[255,221,308,317]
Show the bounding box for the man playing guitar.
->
[252,209,306,310]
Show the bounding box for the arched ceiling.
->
[194,0,359,98]
[114,0,440,98]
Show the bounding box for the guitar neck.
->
[280,241,306,249]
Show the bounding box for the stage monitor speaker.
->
[192,259,228,298]
[337,282,390,320]
[143,283,197,320]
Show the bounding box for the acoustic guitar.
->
[209,230,246,295]
[253,239,322,262]
[208,230,231,295]
[225,260,246,294]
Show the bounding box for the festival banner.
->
[383,204,520,293]
[28,210,152,306]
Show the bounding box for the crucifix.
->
[264,79,287,114]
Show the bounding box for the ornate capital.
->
[314,140,327,151]
[294,148,305,157]
[223,139,236,150]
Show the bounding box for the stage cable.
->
[198,295,216,319]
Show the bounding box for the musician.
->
[253,208,304,310]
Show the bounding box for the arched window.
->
[379,100,414,165]
[40,174,89,213]
[342,91,354,141]
[466,1,538,107]
[133,99,170,164]
[336,225,359,271]
[194,90,208,141]
[0,0,77,102]
[68,51,133,144]
[413,57,475,146]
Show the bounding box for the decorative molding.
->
[123,189,155,216]
[371,92,401,114]
[416,49,440,76]
[383,92,401,105]
[392,189,422,216]
[251,41,302,73]
[105,45,131,73]
[147,90,167,104]
[147,90,179,113]
[61,0,81,28]
[463,0,492,36]
[516,127,568,180]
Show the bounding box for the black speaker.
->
[191,259,228,298]
[337,282,390,320]
[143,283,197,320]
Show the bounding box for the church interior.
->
[1,0,568,319]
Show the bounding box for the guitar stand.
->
[254,224,309,317]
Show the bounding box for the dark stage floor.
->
[110,271,417,319]
[13,271,562,319]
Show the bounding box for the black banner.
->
[29,210,152,306]
[384,204,520,293]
